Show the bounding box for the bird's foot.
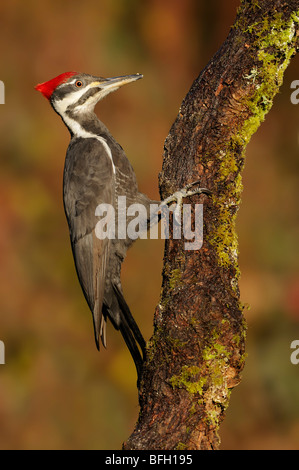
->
[161,180,211,220]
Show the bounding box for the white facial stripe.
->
[74,92,101,113]
[67,78,78,86]
[59,78,78,88]
[96,86,119,101]
[53,85,90,114]
[53,82,106,116]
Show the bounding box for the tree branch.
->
[124,0,299,450]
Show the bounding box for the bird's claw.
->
[162,181,211,207]
[161,181,211,223]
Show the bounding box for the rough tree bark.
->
[124,0,299,450]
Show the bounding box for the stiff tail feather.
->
[111,283,146,380]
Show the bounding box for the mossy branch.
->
[124,0,299,450]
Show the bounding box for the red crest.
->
[35,72,78,100]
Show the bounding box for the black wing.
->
[63,137,114,347]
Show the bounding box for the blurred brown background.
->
[0,0,299,450]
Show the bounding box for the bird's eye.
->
[75,80,83,88]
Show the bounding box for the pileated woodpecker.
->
[35,71,210,380]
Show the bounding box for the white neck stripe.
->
[63,114,116,174]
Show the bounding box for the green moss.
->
[232,334,241,347]
[169,268,183,290]
[189,402,197,416]
[175,442,188,451]
[208,10,299,273]
[159,272,179,312]
[206,409,221,428]
[245,11,299,123]
[165,335,187,350]
[202,343,231,362]
[201,343,231,392]
[169,365,207,395]
[168,337,242,431]
[199,340,234,428]
[208,147,243,279]
[159,256,186,309]
[244,13,298,135]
